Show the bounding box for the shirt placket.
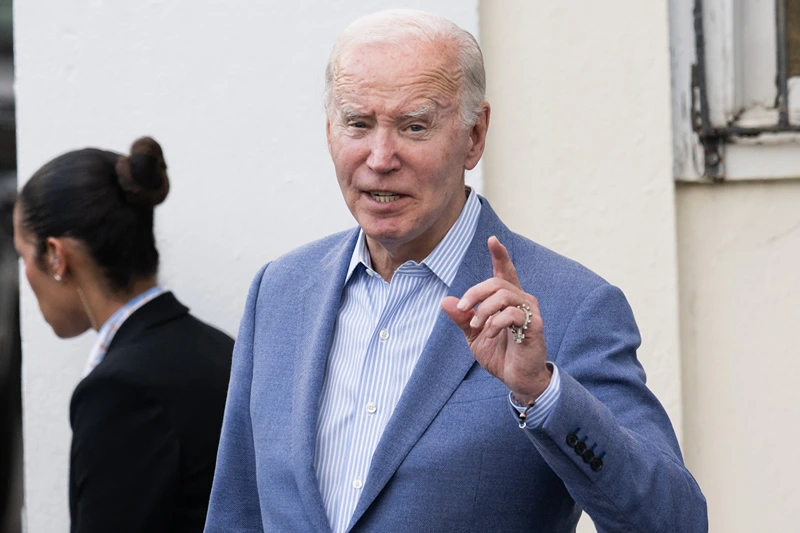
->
[340,269,424,519]
[333,270,389,530]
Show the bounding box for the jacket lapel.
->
[291,230,361,533]
[348,198,514,529]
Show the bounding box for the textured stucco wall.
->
[14,1,478,530]
[479,3,680,532]
[479,2,681,429]
[677,181,800,532]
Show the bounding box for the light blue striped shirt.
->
[313,190,561,532]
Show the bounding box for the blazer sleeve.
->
[204,264,269,533]
[523,284,708,533]
[70,377,179,533]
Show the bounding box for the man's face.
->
[327,40,488,261]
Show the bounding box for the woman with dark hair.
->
[13,137,234,533]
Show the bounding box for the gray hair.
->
[324,10,486,127]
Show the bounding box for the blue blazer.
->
[205,197,707,532]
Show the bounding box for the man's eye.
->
[408,124,425,132]
[350,122,367,129]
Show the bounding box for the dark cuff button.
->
[581,450,594,463]
[566,433,579,448]
[574,441,587,455]
[590,458,604,472]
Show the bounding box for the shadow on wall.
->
[0,170,21,533]
[0,0,23,528]
[0,165,21,533]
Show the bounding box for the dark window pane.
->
[787,0,800,76]
[0,0,10,53]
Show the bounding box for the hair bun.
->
[115,136,170,208]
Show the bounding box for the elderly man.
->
[205,10,707,533]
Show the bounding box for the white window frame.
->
[671,0,800,181]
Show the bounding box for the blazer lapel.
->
[348,198,514,530]
[291,230,360,533]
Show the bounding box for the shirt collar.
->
[346,228,375,281]
[85,285,167,377]
[97,285,167,337]
[345,188,482,287]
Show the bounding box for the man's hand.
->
[442,236,551,404]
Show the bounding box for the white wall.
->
[478,3,680,532]
[677,181,800,532]
[14,1,478,530]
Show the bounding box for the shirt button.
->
[352,478,363,489]
[379,329,389,340]
[366,402,377,414]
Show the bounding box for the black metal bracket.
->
[691,0,800,180]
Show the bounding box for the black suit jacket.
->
[69,292,234,533]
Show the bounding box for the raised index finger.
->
[488,236,520,287]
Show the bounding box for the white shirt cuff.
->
[508,363,561,428]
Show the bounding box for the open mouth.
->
[370,191,401,203]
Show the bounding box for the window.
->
[672,0,800,181]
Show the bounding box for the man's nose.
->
[367,129,401,173]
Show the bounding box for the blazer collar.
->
[105,291,189,352]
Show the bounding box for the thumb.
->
[441,296,474,337]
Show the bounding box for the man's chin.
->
[363,229,405,245]
[359,216,405,238]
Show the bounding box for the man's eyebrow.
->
[338,104,436,120]
[340,107,369,119]
[402,104,435,119]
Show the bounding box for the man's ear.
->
[464,103,491,171]
[326,117,333,155]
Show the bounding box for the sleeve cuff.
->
[508,363,561,428]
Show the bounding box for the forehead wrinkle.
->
[334,65,463,98]
[413,64,464,101]
[332,44,465,115]
[333,74,461,120]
